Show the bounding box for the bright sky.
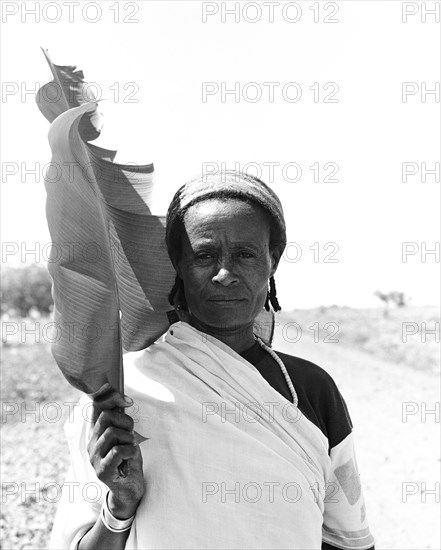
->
[1,0,440,308]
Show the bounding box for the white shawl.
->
[50,322,332,549]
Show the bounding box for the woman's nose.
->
[211,264,239,286]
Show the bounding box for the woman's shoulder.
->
[274,350,339,390]
[274,350,353,450]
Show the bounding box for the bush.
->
[1,265,53,317]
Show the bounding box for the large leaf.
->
[40,53,176,396]
[36,48,103,142]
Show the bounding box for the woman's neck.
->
[188,315,256,355]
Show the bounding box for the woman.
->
[50,172,375,550]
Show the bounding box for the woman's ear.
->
[269,248,282,277]
[169,250,182,278]
[169,273,189,314]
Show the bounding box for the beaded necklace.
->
[254,337,298,407]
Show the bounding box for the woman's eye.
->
[195,253,213,260]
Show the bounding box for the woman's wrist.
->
[108,490,141,520]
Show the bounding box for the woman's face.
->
[176,199,280,333]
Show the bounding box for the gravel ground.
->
[1,307,439,549]
[1,343,80,550]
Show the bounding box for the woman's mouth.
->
[209,298,245,303]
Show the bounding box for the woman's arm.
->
[77,391,145,550]
[77,520,129,550]
[77,487,140,550]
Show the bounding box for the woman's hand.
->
[87,390,145,519]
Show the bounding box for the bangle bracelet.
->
[100,490,135,533]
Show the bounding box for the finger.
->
[88,410,135,451]
[99,445,140,478]
[95,426,136,458]
[91,391,133,424]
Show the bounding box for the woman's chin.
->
[190,311,252,334]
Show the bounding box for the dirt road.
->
[272,328,440,549]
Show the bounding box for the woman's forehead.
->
[182,199,271,242]
[184,198,270,224]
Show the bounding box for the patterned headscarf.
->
[166,170,287,265]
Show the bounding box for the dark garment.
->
[240,343,353,451]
